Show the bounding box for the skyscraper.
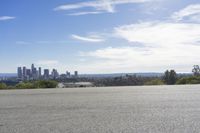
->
[26,69,31,80]
[51,69,59,79]
[74,71,78,78]
[39,67,42,78]
[66,71,70,78]
[17,67,22,79]
[22,66,27,80]
[31,64,34,73]
[44,69,49,80]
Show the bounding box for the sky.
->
[1,0,200,74]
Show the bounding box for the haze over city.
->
[1,0,200,74]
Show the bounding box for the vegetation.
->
[15,82,36,89]
[34,80,58,88]
[145,79,164,85]
[176,76,200,85]
[0,80,58,89]
[192,65,200,76]
[92,75,154,86]
[163,70,177,85]
[0,83,7,89]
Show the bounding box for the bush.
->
[0,83,7,89]
[15,82,36,89]
[176,76,200,84]
[35,80,58,88]
[145,79,164,85]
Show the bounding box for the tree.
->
[192,65,200,76]
[163,70,177,85]
[145,79,164,85]
[163,70,170,84]
[169,70,177,85]
[15,82,36,89]
[35,80,58,88]
[0,83,7,89]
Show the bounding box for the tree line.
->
[0,80,58,89]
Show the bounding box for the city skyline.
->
[1,0,200,74]
[17,63,78,81]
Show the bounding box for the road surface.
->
[1,85,200,133]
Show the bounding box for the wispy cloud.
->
[0,16,15,21]
[71,34,105,42]
[54,0,158,15]
[69,11,103,16]
[16,41,31,45]
[171,4,200,22]
[114,22,200,47]
[80,21,200,72]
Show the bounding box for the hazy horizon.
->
[1,0,200,73]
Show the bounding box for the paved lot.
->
[1,85,200,133]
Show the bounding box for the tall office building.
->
[26,69,31,80]
[39,67,42,78]
[22,67,27,80]
[31,64,35,72]
[74,71,78,78]
[32,68,37,80]
[44,69,49,80]
[51,69,59,79]
[31,64,37,80]
[17,67,22,79]
[66,71,71,78]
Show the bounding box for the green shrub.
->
[176,76,200,84]
[0,83,7,89]
[35,80,58,88]
[15,82,36,89]
[145,79,164,85]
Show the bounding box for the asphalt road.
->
[1,85,200,133]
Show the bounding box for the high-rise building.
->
[39,67,42,78]
[51,69,59,79]
[22,67,27,80]
[26,69,31,80]
[31,64,35,73]
[44,69,49,80]
[32,68,37,80]
[66,71,70,78]
[17,67,22,79]
[74,71,78,78]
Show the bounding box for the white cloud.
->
[0,16,15,21]
[114,22,200,47]
[79,21,200,73]
[16,41,31,45]
[171,4,200,22]
[68,11,103,16]
[54,0,158,14]
[72,34,105,42]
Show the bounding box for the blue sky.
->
[1,0,200,74]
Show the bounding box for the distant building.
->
[66,71,71,78]
[22,66,27,80]
[17,67,22,79]
[74,71,78,78]
[17,64,78,81]
[31,64,35,73]
[51,69,59,79]
[39,67,42,78]
[44,69,49,80]
[26,69,31,80]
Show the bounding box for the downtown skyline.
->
[1,0,200,74]
[17,64,78,81]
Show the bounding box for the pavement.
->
[1,85,200,133]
